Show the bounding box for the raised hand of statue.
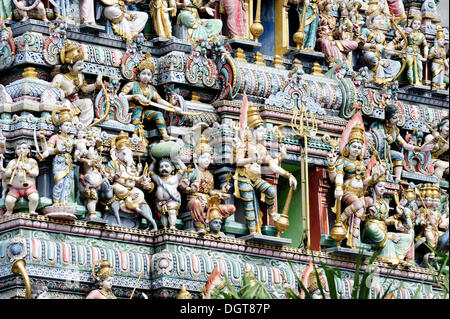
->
[334,186,343,200]
[327,151,338,167]
[289,174,297,190]
[420,142,435,153]
[221,182,231,194]
[96,74,103,89]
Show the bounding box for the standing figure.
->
[289,0,319,50]
[150,151,186,230]
[176,0,223,42]
[369,104,434,183]
[405,14,428,85]
[40,107,75,206]
[234,103,297,234]
[53,0,70,20]
[0,0,12,20]
[87,260,116,299]
[364,176,414,266]
[429,27,448,90]
[100,0,149,41]
[220,0,248,39]
[51,41,102,128]
[79,0,97,25]
[121,53,182,141]
[1,142,39,216]
[150,0,177,39]
[182,135,235,234]
[316,0,358,66]
[328,113,385,248]
[75,128,105,222]
[423,116,449,182]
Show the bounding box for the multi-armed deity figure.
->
[327,112,385,248]
[40,107,76,207]
[423,116,449,183]
[86,259,116,299]
[121,53,182,141]
[429,27,449,90]
[181,135,235,234]
[234,102,297,234]
[100,0,149,41]
[176,0,223,42]
[0,141,39,216]
[404,13,428,86]
[149,140,187,230]
[369,104,434,183]
[363,175,415,266]
[51,40,102,129]
[103,131,157,229]
[150,0,177,39]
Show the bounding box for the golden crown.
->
[194,135,212,156]
[405,186,416,201]
[349,123,365,144]
[112,131,132,150]
[177,284,192,299]
[52,107,73,125]
[60,40,84,65]
[138,53,156,73]
[308,269,327,293]
[247,103,264,129]
[436,26,445,40]
[93,259,114,281]
[209,207,223,222]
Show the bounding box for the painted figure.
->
[150,151,186,230]
[220,0,248,38]
[423,116,449,182]
[51,41,102,128]
[405,14,428,85]
[360,7,402,85]
[1,142,39,216]
[369,104,434,183]
[328,112,385,248]
[402,129,433,176]
[53,0,70,20]
[100,0,149,41]
[121,53,183,141]
[0,0,12,20]
[79,0,97,25]
[150,0,177,39]
[317,0,358,66]
[364,176,414,266]
[289,0,319,50]
[176,0,223,41]
[14,0,49,22]
[234,103,297,234]
[103,132,157,229]
[429,27,449,90]
[87,259,116,299]
[40,107,75,206]
[182,135,235,234]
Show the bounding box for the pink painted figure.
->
[386,0,406,22]
[79,0,96,25]
[220,0,247,38]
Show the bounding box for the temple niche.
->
[0,0,448,300]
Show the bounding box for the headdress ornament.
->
[247,103,264,129]
[112,131,132,150]
[60,40,84,65]
[194,135,212,156]
[138,52,156,73]
[92,259,114,281]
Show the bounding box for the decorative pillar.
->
[308,166,331,251]
[274,0,290,58]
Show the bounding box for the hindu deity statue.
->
[360,3,403,85]
[219,0,248,39]
[103,132,156,229]
[100,0,148,41]
[86,259,116,299]
[429,27,449,90]
[316,0,358,66]
[121,53,183,141]
[150,0,177,39]
[75,128,105,222]
[404,13,429,86]
[369,104,434,183]
[15,0,49,22]
[181,135,235,234]
[79,0,97,25]
[40,107,76,206]
[0,142,39,216]
[0,0,12,20]
[51,41,102,128]
[423,116,449,182]
[149,148,187,230]
[176,0,223,42]
[364,175,414,266]
[327,112,385,248]
[234,103,297,234]
[288,0,319,50]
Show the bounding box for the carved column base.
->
[42,205,77,221]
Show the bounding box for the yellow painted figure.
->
[87,260,117,299]
[405,14,428,85]
[150,0,177,39]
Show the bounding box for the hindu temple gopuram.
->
[0,0,448,300]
